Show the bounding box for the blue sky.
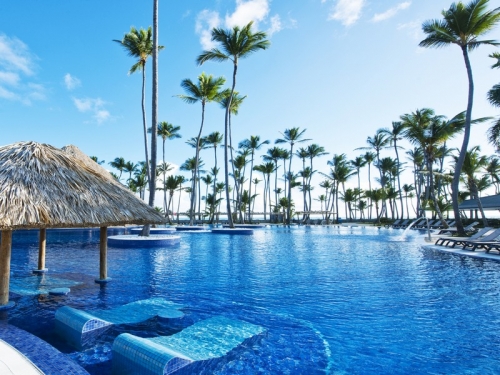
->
[1,0,499,213]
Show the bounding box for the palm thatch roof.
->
[0,141,165,229]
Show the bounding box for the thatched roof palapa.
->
[0,141,165,230]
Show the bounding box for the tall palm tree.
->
[239,135,270,222]
[254,161,276,221]
[275,127,310,224]
[296,147,309,220]
[306,144,328,218]
[178,72,225,225]
[420,0,500,235]
[263,146,285,210]
[363,151,376,219]
[114,27,164,199]
[123,161,138,182]
[380,121,406,219]
[453,146,489,226]
[350,156,366,219]
[487,52,500,149]
[197,21,270,228]
[204,131,224,196]
[402,109,460,226]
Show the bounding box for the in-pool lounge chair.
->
[434,227,494,248]
[112,316,265,375]
[55,298,184,349]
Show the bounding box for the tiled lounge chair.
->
[434,227,494,248]
[55,298,184,349]
[112,316,265,375]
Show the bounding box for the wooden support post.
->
[0,230,12,306]
[38,228,46,271]
[95,227,110,284]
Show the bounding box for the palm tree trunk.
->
[149,0,158,208]
[248,152,254,222]
[141,66,151,201]
[190,102,205,225]
[394,143,404,219]
[224,61,238,228]
[452,46,474,236]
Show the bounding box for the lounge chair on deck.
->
[396,219,420,229]
[438,221,479,235]
[431,220,455,229]
[385,219,402,228]
[461,228,500,251]
[112,316,265,375]
[434,227,494,248]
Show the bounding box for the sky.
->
[1,0,500,215]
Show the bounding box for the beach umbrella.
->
[0,141,166,307]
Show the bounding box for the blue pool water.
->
[3,226,500,374]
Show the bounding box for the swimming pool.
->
[4,226,500,374]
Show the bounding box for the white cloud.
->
[372,2,411,23]
[73,97,111,124]
[64,73,81,90]
[0,34,45,104]
[267,15,282,36]
[398,20,423,40]
[0,86,18,100]
[0,35,34,75]
[225,0,269,29]
[329,0,365,26]
[0,71,19,86]
[196,10,221,50]
[195,0,285,49]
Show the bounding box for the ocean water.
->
[4,226,500,374]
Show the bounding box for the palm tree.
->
[380,122,406,219]
[453,145,489,226]
[239,136,269,222]
[90,156,105,165]
[205,131,224,196]
[420,0,500,235]
[306,144,328,218]
[178,72,225,225]
[176,175,187,223]
[263,146,284,209]
[487,52,500,150]
[109,157,126,181]
[197,21,270,228]
[114,27,164,198]
[123,161,138,182]
[402,184,415,219]
[350,156,367,219]
[402,109,460,226]
[275,127,310,224]
[486,156,500,193]
[363,151,376,219]
[296,147,309,220]
[164,174,182,223]
[254,161,276,221]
